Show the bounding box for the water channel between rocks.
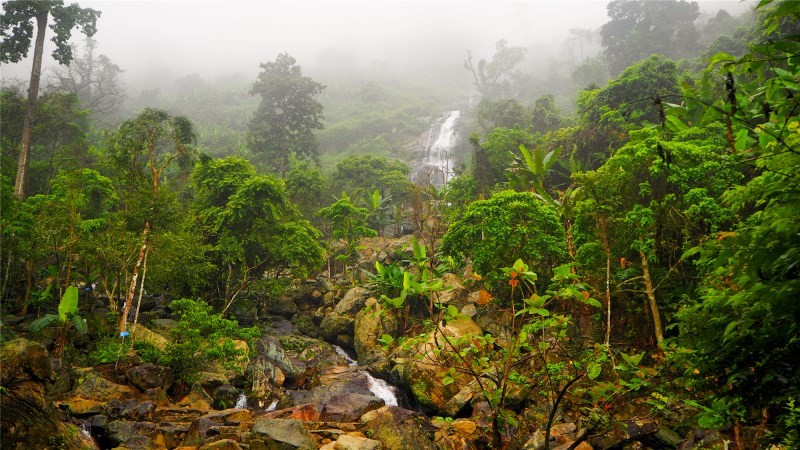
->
[334,345,399,407]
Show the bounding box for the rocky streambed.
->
[1,237,723,449]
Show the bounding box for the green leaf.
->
[723,320,740,340]
[446,304,459,319]
[698,413,726,429]
[621,351,644,367]
[665,115,689,132]
[30,314,59,333]
[58,286,79,324]
[734,128,749,152]
[587,362,602,380]
[71,315,88,334]
[584,297,603,309]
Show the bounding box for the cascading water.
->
[334,345,399,406]
[413,110,461,187]
[234,393,248,409]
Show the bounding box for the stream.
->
[334,345,399,407]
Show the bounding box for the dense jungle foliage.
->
[1,0,798,448]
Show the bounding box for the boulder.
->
[335,287,369,315]
[201,438,244,450]
[58,367,137,415]
[104,398,157,421]
[0,339,96,450]
[128,362,174,391]
[435,273,466,304]
[319,312,354,343]
[396,317,482,413]
[360,406,437,450]
[0,337,52,381]
[250,418,316,450]
[213,384,240,410]
[255,336,307,381]
[353,298,400,375]
[264,295,299,319]
[130,323,169,350]
[319,393,385,423]
[105,420,157,448]
[331,434,383,450]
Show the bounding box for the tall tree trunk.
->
[599,216,612,346]
[639,248,664,345]
[15,11,49,199]
[119,222,150,334]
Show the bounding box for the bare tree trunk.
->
[599,216,612,346]
[129,248,149,351]
[15,11,48,199]
[119,222,150,334]
[639,249,664,345]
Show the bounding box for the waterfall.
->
[413,110,461,187]
[234,393,248,409]
[334,345,399,406]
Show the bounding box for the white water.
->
[334,345,399,407]
[266,400,278,411]
[414,110,461,187]
[235,393,248,409]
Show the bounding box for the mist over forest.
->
[3,1,800,450]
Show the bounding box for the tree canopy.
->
[247,53,325,176]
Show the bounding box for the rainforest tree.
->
[247,53,325,176]
[1,0,100,199]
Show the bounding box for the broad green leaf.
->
[446,304,459,319]
[723,320,740,340]
[584,297,602,309]
[58,286,79,324]
[587,362,602,380]
[734,128,749,152]
[30,314,59,333]
[72,315,88,334]
[621,351,644,367]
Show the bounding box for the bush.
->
[160,299,260,384]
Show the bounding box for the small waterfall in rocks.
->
[412,110,461,187]
[334,345,399,407]
[234,392,248,409]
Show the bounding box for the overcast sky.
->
[2,0,756,89]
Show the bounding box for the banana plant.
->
[30,286,88,356]
[512,143,559,205]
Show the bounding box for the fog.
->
[2,0,755,98]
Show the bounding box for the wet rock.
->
[250,418,316,450]
[184,416,223,446]
[0,339,92,450]
[354,298,400,375]
[292,314,320,338]
[130,323,169,350]
[264,295,299,319]
[105,420,157,448]
[264,403,320,422]
[105,398,157,421]
[128,362,174,391]
[213,384,240,410]
[201,438,244,449]
[255,336,307,382]
[396,317,482,413]
[335,287,369,315]
[360,406,437,450]
[436,273,465,304]
[58,367,137,415]
[319,312,354,343]
[319,393,385,422]
[330,434,383,450]
[0,338,52,381]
